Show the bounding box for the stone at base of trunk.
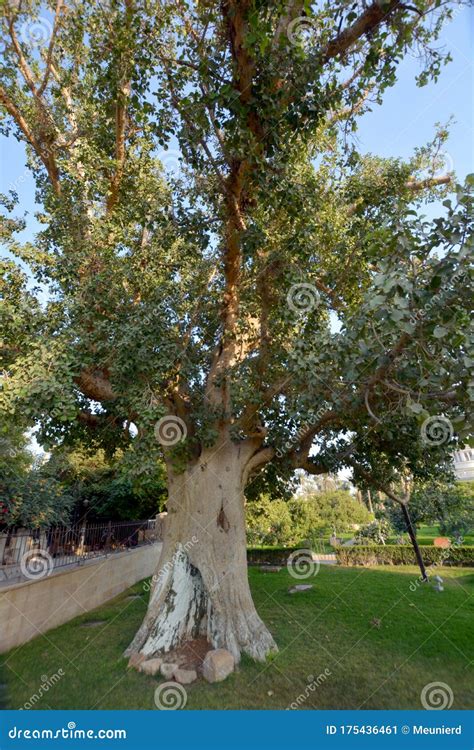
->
[202,649,235,683]
[161,663,178,679]
[174,668,197,684]
[138,658,162,676]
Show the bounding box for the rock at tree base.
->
[288,584,313,594]
[174,668,198,684]
[202,649,234,683]
[127,653,146,669]
[138,658,162,676]
[160,663,178,679]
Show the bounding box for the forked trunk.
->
[126,441,277,663]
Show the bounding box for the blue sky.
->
[356,6,473,192]
[1,6,472,246]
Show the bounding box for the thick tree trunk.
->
[125,441,277,663]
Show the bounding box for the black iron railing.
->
[0,519,159,584]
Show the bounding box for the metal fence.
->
[0,519,158,584]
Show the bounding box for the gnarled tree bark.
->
[125,440,277,663]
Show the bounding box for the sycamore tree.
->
[0,0,472,662]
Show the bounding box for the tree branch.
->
[321,1,400,63]
[74,369,118,402]
[107,0,133,213]
[0,84,60,193]
[38,0,64,97]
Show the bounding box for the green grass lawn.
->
[2,565,473,710]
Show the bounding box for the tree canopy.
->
[0,0,472,497]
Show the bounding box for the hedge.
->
[335,545,474,567]
[247,547,298,565]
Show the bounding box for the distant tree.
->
[294,489,372,536]
[386,479,474,539]
[246,494,293,546]
[42,446,167,521]
[246,488,371,546]
[0,422,33,483]
[1,473,73,529]
[296,473,352,495]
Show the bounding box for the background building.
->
[453,448,474,482]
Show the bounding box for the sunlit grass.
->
[2,565,473,710]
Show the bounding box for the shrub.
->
[247,547,298,565]
[335,544,474,567]
[356,519,392,544]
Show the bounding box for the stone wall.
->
[0,543,161,654]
